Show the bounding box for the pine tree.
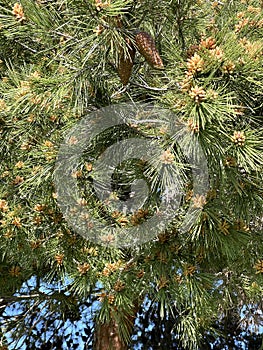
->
[0,1,263,349]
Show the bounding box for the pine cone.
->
[117,38,136,85]
[134,30,164,69]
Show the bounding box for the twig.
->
[0,294,40,304]
[110,86,128,98]
[14,40,38,53]
[131,81,169,91]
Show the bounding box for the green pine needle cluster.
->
[0,0,263,349]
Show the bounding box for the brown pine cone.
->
[134,30,164,69]
[117,38,136,85]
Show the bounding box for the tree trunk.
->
[94,318,129,350]
[93,303,139,350]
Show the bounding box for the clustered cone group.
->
[12,3,26,22]
[254,260,263,274]
[93,1,163,84]
[118,30,164,85]
[232,130,246,147]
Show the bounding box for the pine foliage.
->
[0,0,263,349]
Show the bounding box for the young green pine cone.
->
[117,38,136,85]
[134,30,164,69]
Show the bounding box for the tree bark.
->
[93,303,139,350]
[94,318,129,350]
